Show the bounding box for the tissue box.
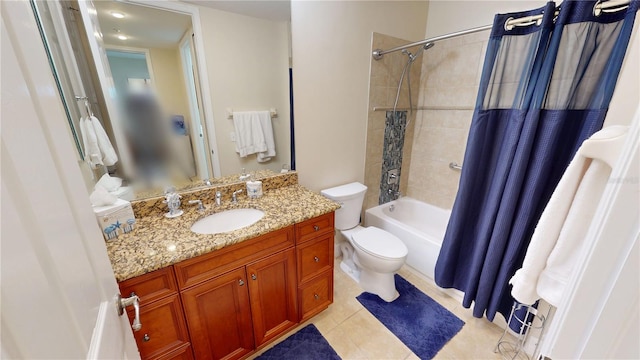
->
[93,199,136,241]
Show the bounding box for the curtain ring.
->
[504,17,515,31]
[594,0,629,16]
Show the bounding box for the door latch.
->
[116,293,142,331]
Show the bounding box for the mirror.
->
[32,0,293,200]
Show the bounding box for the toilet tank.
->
[320,182,367,230]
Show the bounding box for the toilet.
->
[321,182,407,302]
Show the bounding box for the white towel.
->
[79,115,118,167]
[232,110,275,162]
[256,111,275,163]
[90,115,117,166]
[233,111,268,157]
[510,149,611,307]
[80,116,100,166]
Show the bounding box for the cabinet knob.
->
[314,256,319,262]
[251,273,257,280]
[143,334,150,342]
[313,225,320,231]
[239,279,245,286]
[314,293,319,300]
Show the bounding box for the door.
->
[181,268,254,360]
[1,1,139,358]
[246,248,298,347]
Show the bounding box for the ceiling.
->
[94,1,291,50]
[182,1,291,22]
[94,1,192,49]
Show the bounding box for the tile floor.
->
[251,257,509,359]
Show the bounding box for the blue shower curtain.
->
[435,0,639,323]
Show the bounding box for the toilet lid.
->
[352,227,408,259]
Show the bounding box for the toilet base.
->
[340,259,399,302]
[359,269,399,302]
[340,260,360,283]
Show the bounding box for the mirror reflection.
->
[34,0,293,200]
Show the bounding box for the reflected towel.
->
[79,115,118,167]
[233,111,268,157]
[256,111,275,163]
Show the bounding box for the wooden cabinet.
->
[181,268,254,360]
[295,213,335,321]
[176,227,298,360]
[246,248,298,347]
[119,267,192,360]
[119,213,334,360]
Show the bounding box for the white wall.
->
[148,47,191,129]
[291,1,429,192]
[425,0,640,127]
[198,6,291,176]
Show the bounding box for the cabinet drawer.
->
[295,212,334,244]
[297,234,333,284]
[175,226,294,289]
[299,271,333,321]
[128,294,190,360]
[119,267,178,304]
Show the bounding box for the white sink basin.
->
[191,208,265,235]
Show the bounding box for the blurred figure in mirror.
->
[122,82,192,191]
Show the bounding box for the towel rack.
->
[449,162,462,171]
[75,95,93,117]
[226,108,277,119]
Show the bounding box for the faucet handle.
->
[188,199,205,212]
[232,189,243,203]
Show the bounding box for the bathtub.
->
[364,197,451,280]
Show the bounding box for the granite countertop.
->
[107,184,340,282]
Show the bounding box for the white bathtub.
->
[364,197,451,280]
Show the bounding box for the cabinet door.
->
[246,248,298,347]
[127,294,190,360]
[181,268,254,360]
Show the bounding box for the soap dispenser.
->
[246,176,263,199]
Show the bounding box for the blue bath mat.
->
[356,275,464,359]
[256,324,341,360]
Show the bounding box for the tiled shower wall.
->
[406,30,491,209]
[363,33,421,211]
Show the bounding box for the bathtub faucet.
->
[387,189,402,198]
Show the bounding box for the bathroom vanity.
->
[107,174,339,360]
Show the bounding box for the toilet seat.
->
[352,227,408,260]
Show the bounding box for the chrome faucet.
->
[188,199,205,212]
[232,189,243,203]
[215,191,222,206]
[387,188,402,198]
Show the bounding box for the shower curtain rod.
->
[372,105,474,111]
[372,0,631,60]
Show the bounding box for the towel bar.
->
[227,108,277,119]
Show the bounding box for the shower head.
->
[402,42,435,63]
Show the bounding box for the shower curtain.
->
[435,0,639,323]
